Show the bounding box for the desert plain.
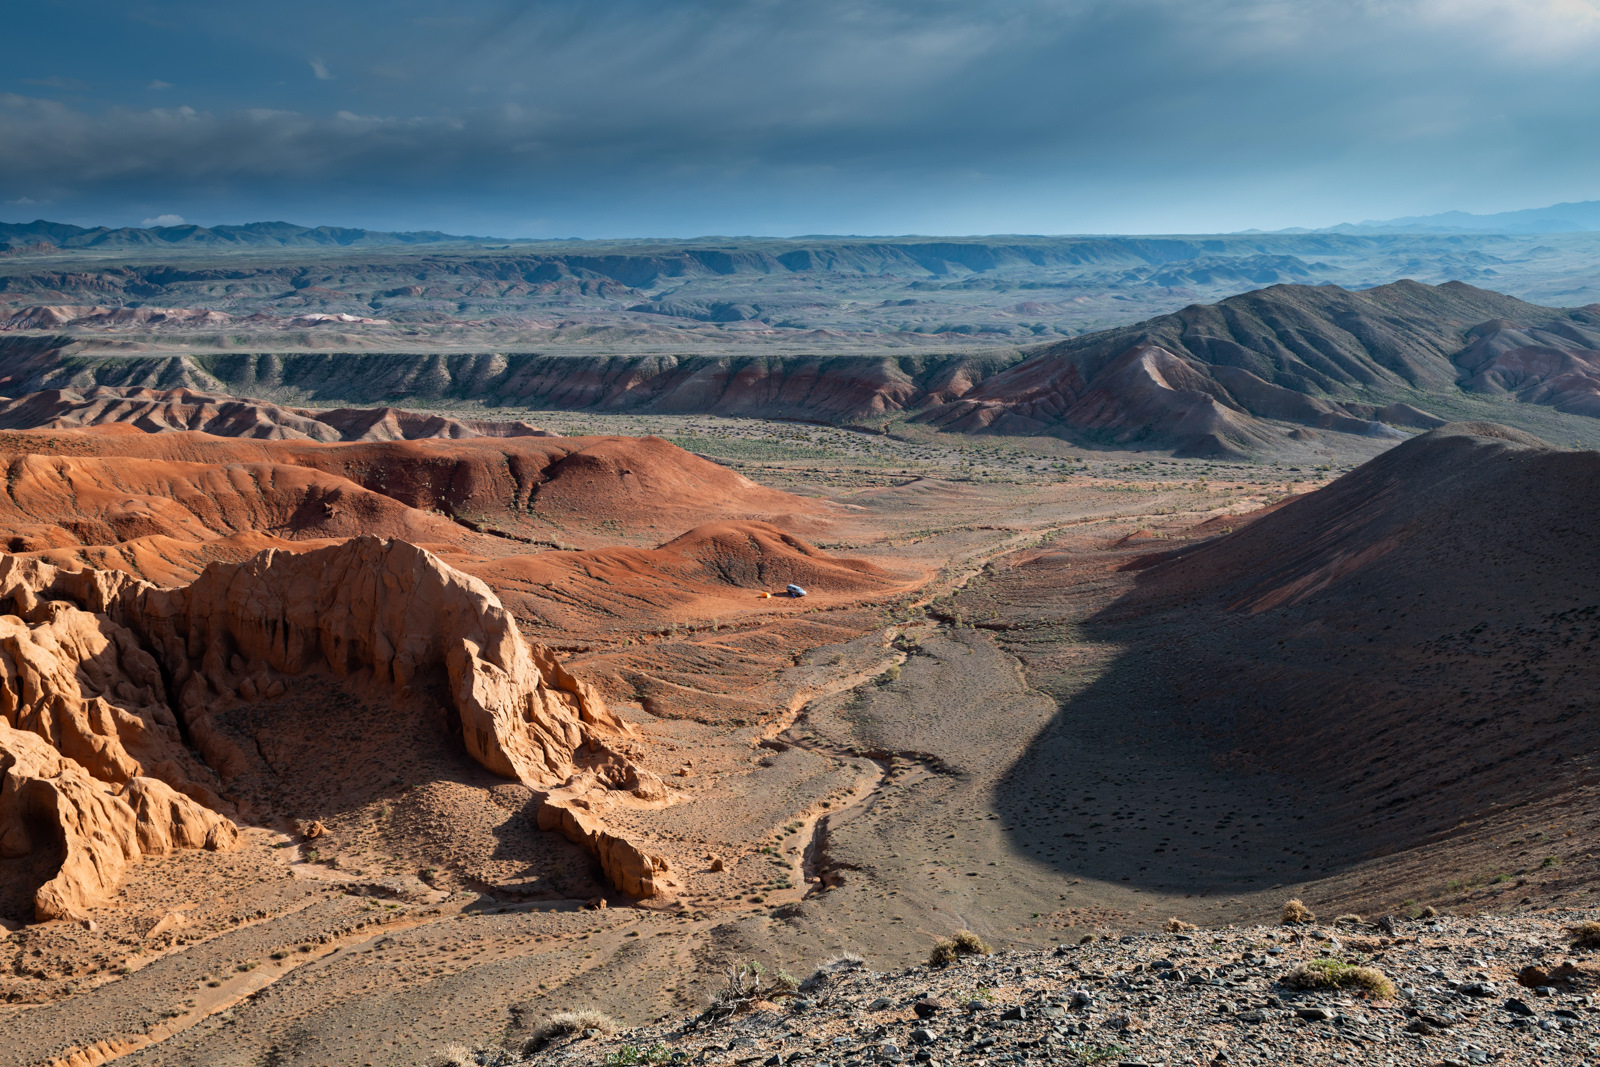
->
[0,242,1596,1067]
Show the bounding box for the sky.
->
[4,0,1600,238]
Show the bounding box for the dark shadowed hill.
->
[1101,422,1600,854]
[930,422,1600,914]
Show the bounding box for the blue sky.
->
[4,0,1600,237]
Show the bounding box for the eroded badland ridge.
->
[7,279,1600,460]
[0,260,1596,1067]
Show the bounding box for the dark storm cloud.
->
[3,0,1600,234]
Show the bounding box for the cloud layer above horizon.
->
[5,0,1599,236]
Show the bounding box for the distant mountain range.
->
[1284,200,1600,236]
[9,197,1600,253]
[0,219,491,252]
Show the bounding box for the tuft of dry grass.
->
[434,1045,474,1067]
[1281,898,1315,925]
[1332,914,1364,927]
[523,1010,617,1054]
[1282,958,1396,998]
[929,929,992,966]
[1164,918,1195,933]
[1571,921,1600,950]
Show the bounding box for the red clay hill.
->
[0,426,826,584]
[475,520,907,636]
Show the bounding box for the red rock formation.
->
[0,555,227,803]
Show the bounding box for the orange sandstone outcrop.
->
[0,537,677,916]
[108,538,645,789]
[0,721,236,921]
[0,555,222,799]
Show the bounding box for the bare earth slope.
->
[917,280,1600,454]
[1109,421,1600,846]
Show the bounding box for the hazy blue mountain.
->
[1309,200,1600,235]
[0,219,490,251]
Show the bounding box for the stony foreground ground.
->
[479,911,1600,1067]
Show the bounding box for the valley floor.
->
[1,420,1595,1067]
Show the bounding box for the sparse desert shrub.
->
[1332,914,1364,927]
[1282,958,1395,998]
[951,930,989,954]
[1570,921,1600,950]
[434,1044,474,1067]
[877,664,901,685]
[1281,898,1315,925]
[1419,905,1438,918]
[705,959,807,1018]
[929,929,992,966]
[1164,918,1195,933]
[522,1010,617,1054]
[798,954,865,992]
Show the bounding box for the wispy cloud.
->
[147,80,174,90]
[140,214,185,227]
[308,58,334,81]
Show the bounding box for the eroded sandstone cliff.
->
[0,537,676,922]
